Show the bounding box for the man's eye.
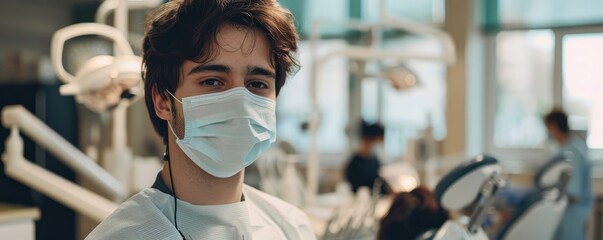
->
[200,79,223,86]
[247,81,268,89]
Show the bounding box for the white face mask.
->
[167,87,276,178]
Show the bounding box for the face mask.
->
[167,87,276,178]
[372,142,389,162]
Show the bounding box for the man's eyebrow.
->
[188,64,231,76]
[247,66,275,78]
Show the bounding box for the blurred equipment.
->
[50,23,143,112]
[378,161,419,193]
[0,203,40,240]
[2,106,126,201]
[495,153,573,240]
[257,148,308,207]
[1,2,163,237]
[305,0,457,201]
[381,65,419,91]
[420,153,573,240]
[320,186,380,240]
[431,155,504,240]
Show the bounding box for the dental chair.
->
[418,153,573,240]
[494,153,573,240]
[419,155,504,240]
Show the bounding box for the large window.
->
[278,36,448,156]
[276,40,349,153]
[362,0,445,25]
[487,27,603,156]
[280,0,446,37]
[499,0,603,28]
[562,33,603,148]
[362,36,448,157]
[493,30,554,148]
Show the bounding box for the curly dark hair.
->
[142,0,299,143]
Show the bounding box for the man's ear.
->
[152,86,173,121]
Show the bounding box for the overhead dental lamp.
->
[51,23,143,112]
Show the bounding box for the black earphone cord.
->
[165,143,188,240]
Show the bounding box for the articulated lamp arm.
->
[2,126,118,222]
[1,105,128,201]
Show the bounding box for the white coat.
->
[86,184,316,240]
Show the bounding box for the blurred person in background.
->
[544,108,594,240]
[345,121,388,194]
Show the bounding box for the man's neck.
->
[162,143,244,205]
[358,141,373,159]
[555,133,571,146]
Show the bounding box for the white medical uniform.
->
[556,136,594,240]
[86,174,316,240]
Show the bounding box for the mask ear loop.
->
[167,91,183,104]
[165,122,188,240]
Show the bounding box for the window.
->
[562,33,603,148]
[493,30,555,148]
[499,0,603,28]
[484,2,603,157]
[303,0,349,35]
[362,36,448,157]
[362,0,445,25]
[276,40,349,153]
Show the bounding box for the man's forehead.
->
[186,25,275,68]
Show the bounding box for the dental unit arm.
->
[95,0,163,25]
[1,106,120,222]
[1,105,127,201]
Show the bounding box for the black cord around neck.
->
[165,144,187,240]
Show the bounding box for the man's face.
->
[170,24,276,137]
[546,122,557,135]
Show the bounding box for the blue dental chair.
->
[418,155,504,240]
[494,153,573,240]
[417,153,573,240]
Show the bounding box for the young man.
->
[545,109,594,240]
[87,0,315,239]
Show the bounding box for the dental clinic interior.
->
[2,0,603,239]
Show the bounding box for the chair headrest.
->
[534,151,573,190]
[495,189,567,240]
[435,154,501,211]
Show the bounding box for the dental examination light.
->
[51,23,143,112]
[359,64,420,91]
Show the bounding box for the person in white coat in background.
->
[86,0,315,239]
[545,108,594,240]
